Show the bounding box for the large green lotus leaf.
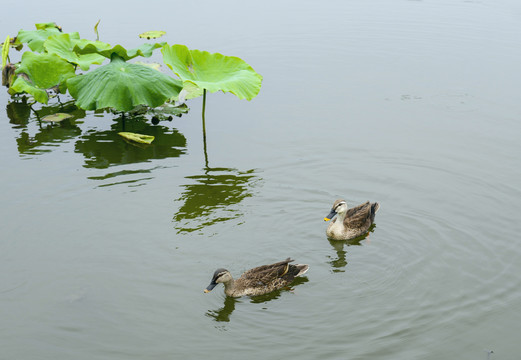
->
[161,44,262,100]
[44,33,109,70]
[17,23,79,52]
[73,42,165,61]
[9,52,76,103]
[67,54,182,111]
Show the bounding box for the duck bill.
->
[324,209,336,222]
[204,282,217,293]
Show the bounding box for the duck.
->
[204,258,309,297]
[324,199,380,240]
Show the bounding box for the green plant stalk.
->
[202,89,209,167]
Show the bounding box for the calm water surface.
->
[1,1,520,359]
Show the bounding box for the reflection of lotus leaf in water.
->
[7,100,85,155]
[6,101,32,125]
[75,120,186,169]
[174,167,259,234]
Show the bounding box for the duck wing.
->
[344,201,373,229]
[241,258,294,284]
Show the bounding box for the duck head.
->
[324,199,347,221]
[204,268,233,293]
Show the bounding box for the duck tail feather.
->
[295,264,309,276]
[372,202,380,213]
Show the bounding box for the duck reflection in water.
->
[327,224,375,273]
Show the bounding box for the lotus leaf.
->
[67,53,183,111]
[139,31,166,39]
[44,33,109,71]
[154,103,189,117]
[74,42,165,61]
[35,22,62,31]
[17,23,77,52]
[2,36,9,68]
[9,52,76,103]
[42,112,74,123]
[161,44,262,100]
[118,132,155,144]
[173,81,204,103]
[134,61,161,71]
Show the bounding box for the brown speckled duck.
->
[324,199,380,240]
[204,258,309,297]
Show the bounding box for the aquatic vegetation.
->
[118,132,155,144]
[41,112,74,123]
[1,21,262,127]
[16,22,67,52]
[139,31,166,40]
[162,44,263,101]
[2,36,9,68]
[9,51,75,104]
[67,53,182,112]
[44,33,108,70]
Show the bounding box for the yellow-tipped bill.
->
[324,217,331,222]
[204,289,211,293]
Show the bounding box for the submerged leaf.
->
[118,132,155,144]
[139,31,166,39]
[67,53,182,111]
[74,42,165,61]
[161,44,262,100]
[44,33,109,71]
[42,112,74,122]
[9,52,76,103]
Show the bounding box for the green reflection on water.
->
[7,100,85,155]
[75,118,186,169]
[174,167,259,234]
[6,99,188,186]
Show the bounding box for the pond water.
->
[1,1,521,359]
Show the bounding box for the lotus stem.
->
[202,88,207,125]
[202,89,209,167]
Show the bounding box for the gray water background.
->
[1,0,521,359]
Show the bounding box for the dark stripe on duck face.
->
[204,268,229,293]
[212,268,228,280]
[324,201,346,221]
[335,201,346,210]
